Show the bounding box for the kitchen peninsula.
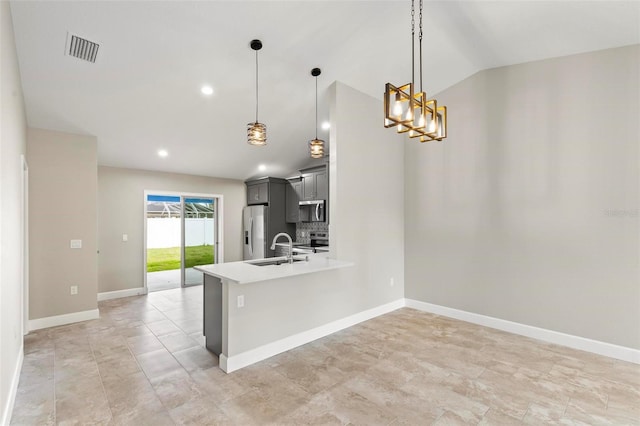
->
[195,253,353,373]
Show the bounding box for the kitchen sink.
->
[245,258,306,267]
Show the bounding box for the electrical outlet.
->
[70,239,82,249]
[237,295,245,308]
[122,234,128,242]
[390,277,395,287]
[70,285,78,295]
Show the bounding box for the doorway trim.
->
[143,190,224,292]
[21,155,29,335]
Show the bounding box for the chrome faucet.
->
[270,232,294,264]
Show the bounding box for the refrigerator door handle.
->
[249,217,254,256]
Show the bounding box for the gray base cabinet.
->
[203,275,222,355]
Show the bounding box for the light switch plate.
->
[70,239,82,249]
[122,234,128,242]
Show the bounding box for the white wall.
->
[0,1,27,423]
[98,166,245,293]
[405,45,640,349]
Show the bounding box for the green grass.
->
[147,245,214,272]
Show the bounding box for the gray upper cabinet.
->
[301,174,315,200]
[300,165,328,201]
[314,168,328,200]
[285,179,302,223]
[246,181,269,205]
[244,177,295,256]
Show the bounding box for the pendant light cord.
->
[411,0,415,88]
[255,49,259,123]
[315,76,318,139]
[419,0,423,93]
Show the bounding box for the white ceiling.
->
[10,1,640,181]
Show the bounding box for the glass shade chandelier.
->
[384,0,447,142]
[247,39,267,146]
[309,67,325,158]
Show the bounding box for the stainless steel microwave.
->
[299,200,325,222]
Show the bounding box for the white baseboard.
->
[98,287,146,301]
[29,309,100,331]
[405,299,640,365]
[221,298,405,373]
[2,344,24,426]
[219,354,228,372]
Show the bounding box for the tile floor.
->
[11,286,640,425]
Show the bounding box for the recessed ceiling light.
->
[321,121,330,130]
[258,164,267,172]
[158,149,168,158]
[201,85,214,96]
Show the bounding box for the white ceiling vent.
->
[66,33,99,63]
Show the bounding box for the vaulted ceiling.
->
[10,1,640,180]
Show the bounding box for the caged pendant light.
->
[247,39,267,146]
[309,68,325,158]
[384,0,447,142]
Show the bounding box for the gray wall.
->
[329,81,405,309]
[405,45,640,349]
[0,1,27,422]
[98,166,245,293]
[28,128,98,319]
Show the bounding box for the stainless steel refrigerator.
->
[243,205,268,260]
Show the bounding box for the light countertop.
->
[194,253,353,284]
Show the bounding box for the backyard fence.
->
[147,218,215,248]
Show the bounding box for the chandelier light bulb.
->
[393,100,403,117]
[427,118,436,133]
[405,109,413,121]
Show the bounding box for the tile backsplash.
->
[295,222,328,244]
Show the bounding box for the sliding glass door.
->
[145,193,218,292]
[182,197,216,287]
